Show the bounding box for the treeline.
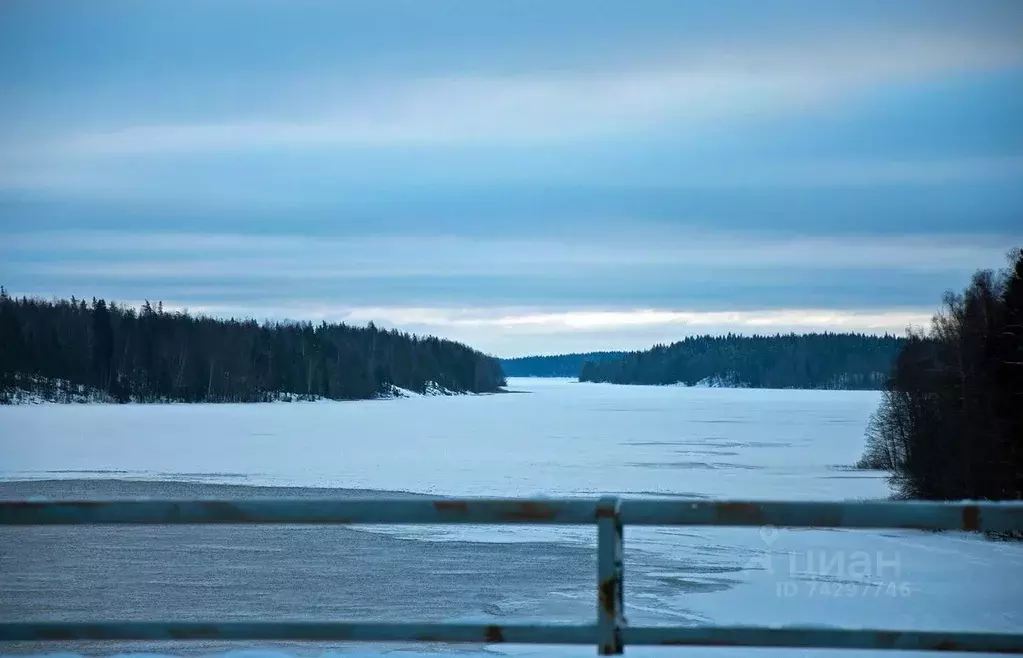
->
[0,291,505,403]
[501,352,625,378]
[578,333,904,390]
[859,248,1022,502]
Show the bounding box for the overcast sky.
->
[2,0,1021,356]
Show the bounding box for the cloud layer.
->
[2,0,1021,355]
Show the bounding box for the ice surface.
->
[1,377,1021,657]
[0,378,886,498]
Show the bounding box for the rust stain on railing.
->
[598,576,617,616]
[962,505,980,532]
[483,625,505,643]
[433,501,469,514]
[500,502,558,521]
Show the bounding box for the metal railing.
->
[2,497,1023,654]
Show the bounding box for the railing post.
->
[597,496,624,655]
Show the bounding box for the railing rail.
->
[2,497,1022,654]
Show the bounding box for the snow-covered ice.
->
[1,377,1021,657]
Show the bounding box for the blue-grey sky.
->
[2,0,1021,356]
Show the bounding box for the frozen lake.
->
[1,378,1021,657]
